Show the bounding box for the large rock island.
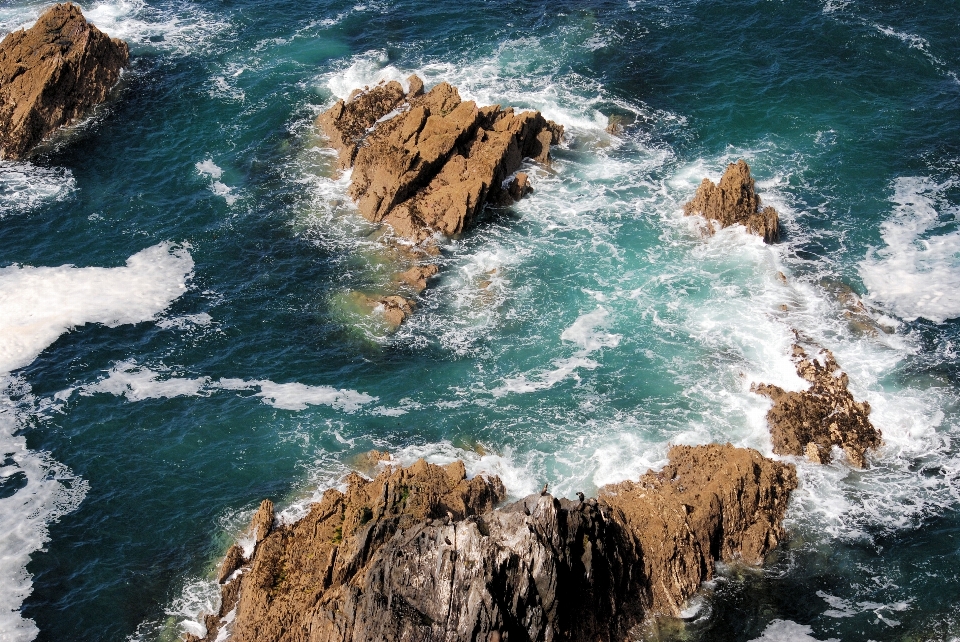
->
[317,76,563,328]
[189,444,797,642]
[0,3,129,160]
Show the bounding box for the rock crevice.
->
[0,3,129,159]
[191,444,796,642]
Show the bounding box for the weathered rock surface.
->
[600,444,797,616]
[317,76,562,328]
[752,345,881,468]
[319,76,562,242]
[683,160,780,243]
[0,3,129,159]
[192,445,796,642]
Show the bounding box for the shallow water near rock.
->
[1,0,959,640]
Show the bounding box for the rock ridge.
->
[752,344,881,468]
[683,159,780,243]
[190,444,796,642]
[0,3,129,159]
[317,76,563,328]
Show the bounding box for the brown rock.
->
[217,544,245,584]
[199,459,507,642]
[318,76,562,328]
[600,443,797,616]
[317,76,563,242]
[683,160,780,243]
[396,263,439,293]
[250,499,274,545]
[752,345,881,468]
[316,79,406,169]
[0,3,129,159]
[197,446,796,642]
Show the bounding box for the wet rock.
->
[197,445,796,642]
[683,160,780,243]
[752,345,881,468]
[0,3,129,159]
[317,76,562,327]
[600,443,797,616]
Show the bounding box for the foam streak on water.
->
[860,177,960,324]
[0,244,193,641]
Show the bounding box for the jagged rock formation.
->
[317,76,562,328]
[191,445,796,642]
[0,3,129,160]
[683,160,780,243]
[600,444,796,616]
[753,345,881,468]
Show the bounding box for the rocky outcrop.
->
[0,3,129,160]
[317,76,562,328]
[191,445,796,642]
[600,444,796,616]
[752,345,881,468]
[683,160,780,243]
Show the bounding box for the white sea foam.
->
[0,243,193,641]
[67,362,377,413]
[195,160,237,205]
[860,177,960,323]
[0,162,76,217]
[82,0,230,57]
[747,620,839,642]
[0,243,194,375]
[492,307,620,397]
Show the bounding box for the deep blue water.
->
[2,0,960,640]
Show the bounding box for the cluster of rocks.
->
[753,345,881,468]
[683,159,780,243]
[317,76,562,328]
[683,163,882,467]
[191,444,796,642]
[0,3,128,160]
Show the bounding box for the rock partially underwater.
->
[317,76,563,328]
[753,345,881,468]
[191,444,796,642]
[0,3,129,160]
[683,159,780,243]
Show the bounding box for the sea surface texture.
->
[1,0,959,640]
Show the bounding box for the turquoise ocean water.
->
[1,0,960,640]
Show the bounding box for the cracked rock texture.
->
[752,345,881,468]
[191,445,795,642]
[316,76,562,328]
[683,159,780,243]
[0,3,129,159]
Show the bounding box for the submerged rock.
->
[683,160,780,243]
[752,345,881,468]
[193,445,796,642]
[0,3,129,160]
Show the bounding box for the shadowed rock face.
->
[683,160,780,243]
[752,345,881,468]
[0,3,129,160]
[192,445,796,642]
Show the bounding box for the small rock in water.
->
[0,3,129,159]
[683,159,780,243]
[752,344,881,468]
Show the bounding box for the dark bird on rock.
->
[541,483,549,496]
[576,491,585,503]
